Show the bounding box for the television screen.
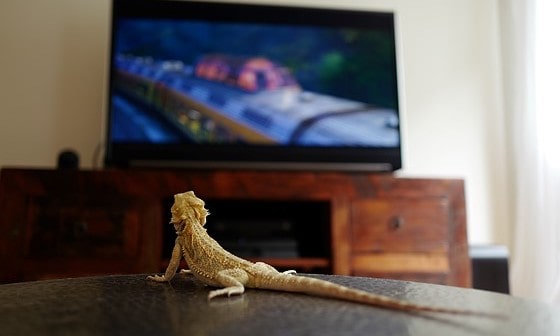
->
[106,0,402,171]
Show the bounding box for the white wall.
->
[0,0,509,248]
[0,1,110,167]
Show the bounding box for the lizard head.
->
[170,191,210,233]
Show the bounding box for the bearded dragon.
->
[148,191,494,316]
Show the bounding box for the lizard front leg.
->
[147,239,182,282]
[207,268,249,299]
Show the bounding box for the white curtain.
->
[502,0,560,302]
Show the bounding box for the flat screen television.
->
[105,0,402,171]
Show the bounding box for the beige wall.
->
[0,0,509,248]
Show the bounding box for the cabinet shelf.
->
[249,257,330,272]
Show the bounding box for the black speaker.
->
[57,149,80,170]
[470,245,510,294]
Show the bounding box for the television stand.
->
[0,168,471,287]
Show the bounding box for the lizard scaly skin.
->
[148,191,495,316]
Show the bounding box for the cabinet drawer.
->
[350,198,450,253]
[25,196,140,258]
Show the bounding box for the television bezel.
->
[105,0,403,172]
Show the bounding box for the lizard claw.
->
[147,274,168,282]
[208,286,245,300]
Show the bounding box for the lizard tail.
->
[258,274,494,316]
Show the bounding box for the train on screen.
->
[112,54,399,146]
[195,54,300,92]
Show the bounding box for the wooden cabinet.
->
[0,168,471,287]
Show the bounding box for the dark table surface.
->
[0,273,559,336]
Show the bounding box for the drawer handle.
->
[390,216,405,230]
